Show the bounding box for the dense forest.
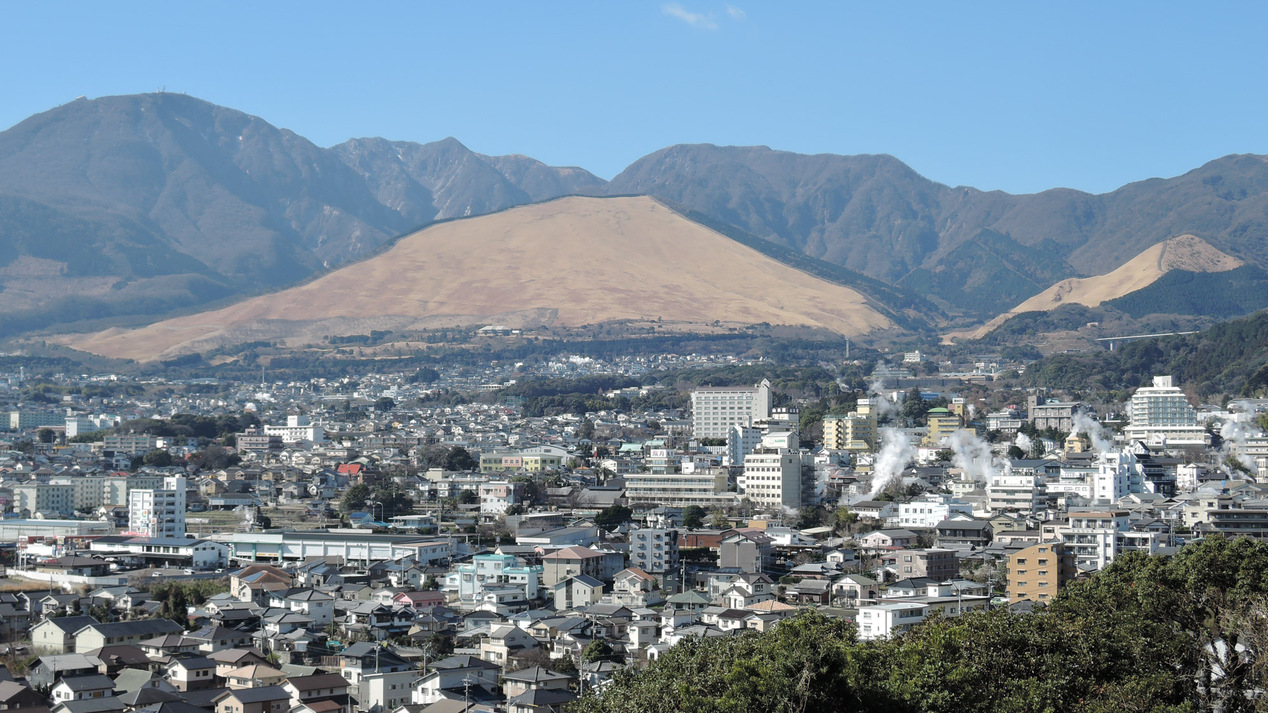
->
[1020,309,1268,398]
[572,536,1268,713]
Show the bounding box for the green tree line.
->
[573,536,1268,713]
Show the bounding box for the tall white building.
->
[128,476,186,538]
[1123,376,1210,447]
[739,431,804,509]
[691,379,772,439]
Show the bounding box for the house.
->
[785,579,831,605]
[857,529,920,552]
[409,656,500,705]
[934,519,993,550]
[72,619,184,653]
[186,625,254,653]
[609,568,662,607]
[501,667,571,699]
[281,673,351,713]
[357,669,417,713]
[391,592,446,610]
[507,689,576,713]
[225,664,287,690]
[552,575,604,611]
[712,573,774,609]
[717,531,774,574]
[831,574,879,605]
[334,643,412,685]
[230,566,293,604]
[212,686,291,713]
[0,681,47,709]
[50,675,114,704]
[207,648,269,678]
[165,657,218,691]
[82,644,151,674]
[540,547,605,587]
[275,590,335,626]
[27,653,102,691]
[478,624,539,666]
[32,616,99,654]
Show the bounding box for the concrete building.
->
[923,408,961,447]
[128,476,186,538]
[880,549,958,581]
[7,410,64,431]
[102,433,159,456]
[690,379,772,439]
[263,415,325,444]
[1027,396,1081,433]
[624,468,732,508]
[856,602,927,640]
[12,483,75,518]
[1123,376,1211,447]
[629,528,678,575]
[986,472,1046,515]
[1059,511,1131,570]
[1008,541,1078,603]
[898,494,972,529]
[822,399,877,452]
[739,431,804,509]
[726,424,762,467]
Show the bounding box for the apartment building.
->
[822,399,877,452]
[128,476,187,538]
[629,527,679,574]
[1007,541,1077,603]
[739,431,803,509]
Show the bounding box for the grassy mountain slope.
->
[57,196,893,361]
[950,235,1244,340]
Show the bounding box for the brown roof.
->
[284,673,348,692]
[541,546,601,561]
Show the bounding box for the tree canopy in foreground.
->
[572,536,1268,713]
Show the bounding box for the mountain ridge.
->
[5,93,1268,339]
[55,196,894,361]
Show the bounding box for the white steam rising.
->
[868,427,915,498]
[1071,412,1114,454]
[1014,432,1033,454]
[868,379,899,419]
[949,428,1008,483]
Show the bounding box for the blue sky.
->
[2,2,1265,193]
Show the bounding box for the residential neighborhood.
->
[0,353,1265,713]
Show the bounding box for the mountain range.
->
[3,92,1268,343]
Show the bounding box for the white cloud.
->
[662,3,719,30]
[725,4,745,20]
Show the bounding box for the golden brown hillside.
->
[944,234,1243,342]
[58,196,893,361]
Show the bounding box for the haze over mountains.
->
[2,92,1268,345]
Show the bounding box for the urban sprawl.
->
[0,349,1264,713]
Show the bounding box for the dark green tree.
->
[341,483,370,513]
[682,505,706,529]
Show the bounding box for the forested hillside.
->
[1020,309,1268,398]
[572,536,1268,713]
